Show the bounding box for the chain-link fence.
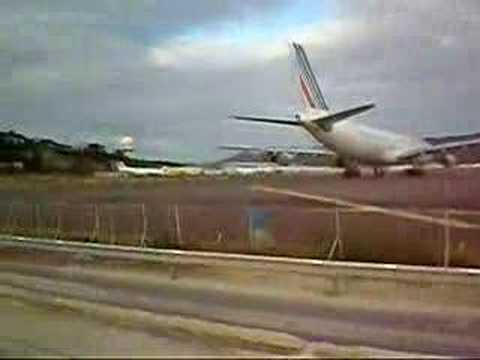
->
[0,201,479,268]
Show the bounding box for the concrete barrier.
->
[2,234,480,311]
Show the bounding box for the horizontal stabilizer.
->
[311,103,375,128]
[230,115,302,127]
[231,103,374,129]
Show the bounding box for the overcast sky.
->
[1,0,480,162]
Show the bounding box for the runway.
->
[1,164,480,209]
[252,185,480,229]
[250,165,480,210]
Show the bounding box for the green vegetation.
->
[0,130,186,175]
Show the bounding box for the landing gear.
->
[440,153,457,168]
[405,166,426,176]
[343,165,362,178]
[373,167,385,178]
[403,155,427,176]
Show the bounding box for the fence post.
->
[140,203,148,248]
[35,204,42,237]
[6,203,13,234]
[337,208,345,259]
[91,204,100,242]
[174,204,183,247]
[443,209,451,268]
[109,208,116,245]
[248,210,253,251]
[55,204,62,239]
[216,229,223,244]
[328,207,344,260]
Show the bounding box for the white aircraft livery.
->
[114,161,168,176]
[232,42,480,177]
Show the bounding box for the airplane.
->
[231,42,480,177]
[114,161,168,176]
[114,160,209,177]
[218,144,335,166]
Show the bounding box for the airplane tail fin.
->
[231,42,374,131]
[291,42,329,112]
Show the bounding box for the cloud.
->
[149,37,285,70]
[148,19,362,70]
[1,0,480,162]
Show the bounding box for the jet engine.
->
[439,153,457,168]
[266,151,295,166]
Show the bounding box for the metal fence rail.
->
[1,235,479,281]
[0,201,479,268]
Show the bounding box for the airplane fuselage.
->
[302,120,429,166]
[232,42,475,172]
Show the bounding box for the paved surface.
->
[258,166,480,209]
[0,166,479,209]
[1,250,479,357]
[0,295,267,357]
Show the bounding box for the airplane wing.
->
[397,138,480,161]
[218,145,267,152]
[218,145,334,156]
[424,132,480,145]
[283,148,335,156]
[229,115,302,126]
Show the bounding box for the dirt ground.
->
[0,166,479,267]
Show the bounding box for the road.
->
[0,243,479,357]
[0,295,271,357]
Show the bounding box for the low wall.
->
[1,235,479,356]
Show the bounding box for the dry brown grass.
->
[1,168,480,267]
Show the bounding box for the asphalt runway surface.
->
[0,166,478,209]
[257,166,480,210]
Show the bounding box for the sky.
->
[1,0,480,162]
